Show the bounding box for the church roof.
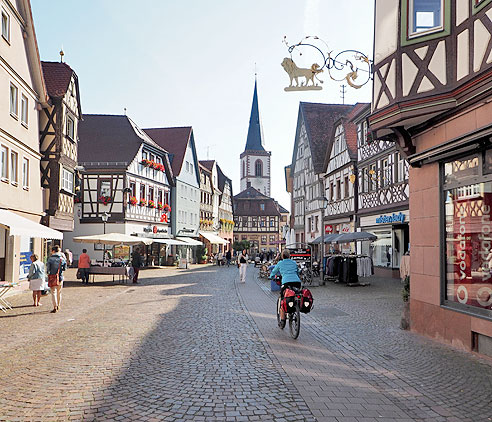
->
[244,80,265,152]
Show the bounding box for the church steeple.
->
[240,78,271,196]
[244,79,265,152]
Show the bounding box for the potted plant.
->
[98,195,112,206]
[129,196,138,206]
[196,245,207,264]
[148,200,155,208]
[139,198,147,207]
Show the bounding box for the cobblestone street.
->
[0,264,491,422]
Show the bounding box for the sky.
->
[31,0,375,211]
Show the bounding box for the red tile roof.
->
[41,61,74,98]
[199,160,215,171]
[144,127,192,175]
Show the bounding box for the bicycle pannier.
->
[282,288,296,313]
[300,288,314,313]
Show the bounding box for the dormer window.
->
[408,0,443,37]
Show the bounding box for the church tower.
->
[240,79,271,196]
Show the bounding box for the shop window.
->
[443,150,492,316]
[361,229,392,267]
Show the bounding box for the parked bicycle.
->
[298,262,313,285]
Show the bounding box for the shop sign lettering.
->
[376,212,406,224]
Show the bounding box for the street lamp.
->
[101,212,110,265]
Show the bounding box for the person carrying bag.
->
[46,246,67,313]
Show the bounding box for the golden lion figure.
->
[281,57,323,87]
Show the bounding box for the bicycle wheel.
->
[289,304,301,339]
[277,297,286,329]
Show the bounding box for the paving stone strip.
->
[245,268,492,422]
[0,266,317,421]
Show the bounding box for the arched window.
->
[255,160,263,177]
[242,161,246,177]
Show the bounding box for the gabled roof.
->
[244,80,265,152]
[293,102,353,174]
[217,164,233,198]
[78,115,173,181]
[199,160,215,172]
[144,127,194,177]
[277,203,289,214]
[41,61,82,116]
[198,162,212,175]
[347,102,370,123]
[233,186,270,201]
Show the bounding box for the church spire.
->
[244,79,265,152]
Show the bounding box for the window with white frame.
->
[409,0,443,37]
[396,153,406,182]
[9,84,18,117]
[10,151,17,184]
[66,115,74,140]
[22,158,29,188]
[382,159,390,187]
[1,9,9,42]
[20,95,28,126]
[62,168,74,193]
[0,145,7,179]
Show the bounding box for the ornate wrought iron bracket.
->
[281,36,373,92]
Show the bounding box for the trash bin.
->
[270,279,281,292]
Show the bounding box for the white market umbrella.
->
[73,233,153,246]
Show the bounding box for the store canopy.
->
[310,233,342,244]
[199,231,229,245]
[332,231,378,243]
[177,237,203,246]
[152,238,187,246]
[73,233,153,245]
[0,209,63,239]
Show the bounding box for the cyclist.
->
[269,249,301,321]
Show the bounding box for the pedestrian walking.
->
[27,254,45,307]
[131,247,143,284]
[64,248,73,267]
[238,249,248,283]
[225,250,231,267]
[46,246,67,313]
[78,248,91,285]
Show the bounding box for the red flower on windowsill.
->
[129,196,137,205]
[139,198,147,207]
[148,200,155,208]
[162,203,171,213]
[140,159,166,173]
[98,195,112,206]
[157,202,163,210]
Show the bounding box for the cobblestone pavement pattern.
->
[0,266,315,422]
[245,270,492,422]
[0,265,491,422]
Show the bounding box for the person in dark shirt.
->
[131,247,143,284]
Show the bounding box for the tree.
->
[232,240,250,252]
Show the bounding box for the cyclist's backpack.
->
[300,288,314,313]
[282,288,296,313]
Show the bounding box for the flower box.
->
[98,195,112,206]
[139,199,147,207]
[129,196,138,206]
[148,200,155,208]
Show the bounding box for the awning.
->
[310,234,342,244]
[177,237,203,246]
[0,209,63,239]
[199,231,229,245]
[152,238,187,246]
[73,233,153,245]
[332,231,377,243]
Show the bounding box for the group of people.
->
[215,250,233,266]
[27,245,67,313]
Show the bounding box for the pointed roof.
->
[143,127,193,176]
[244,80,265,152]
[293,102,354,174]
[199,160,215,172]
[234,186,270,200]
[78,115,173,180]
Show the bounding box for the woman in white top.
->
[28,254,46,307]
[238,249,248,283]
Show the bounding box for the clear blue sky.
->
[31,0,374,210]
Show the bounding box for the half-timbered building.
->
[355,103,409,277]
[233,187,282,255]
[217,164,234,249]
[144,127,200,241]
[63,115,174,264]
[290,102,353,251]
[370,0,492,355]
[39,61,81,233]
[0,0,64,287]
[198,162,214,231]
[323,106,362,252]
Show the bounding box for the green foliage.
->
[402,276,410,302]
[196,245,207,261]
[232,240,250,251]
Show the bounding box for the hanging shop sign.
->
[376,212,406,224]
[324,224,333,234]
[143,225,168,234]
[288,247,311,263]
[281,36,372,92]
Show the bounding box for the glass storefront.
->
[443,149,492,314]
[360,224,409,268]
